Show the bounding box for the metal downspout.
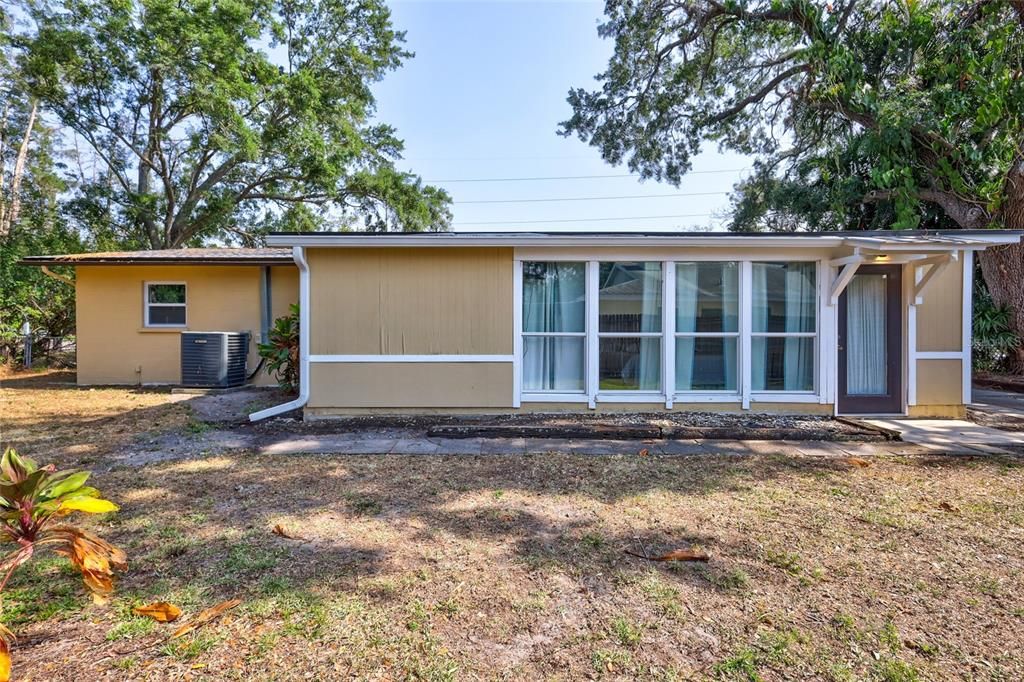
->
[249,246,309,421]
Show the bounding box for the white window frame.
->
[518,261,588,400]
[596,260,664,397]
[749,261,819,400]
[673,260,742,399]
[514,253,823,408]
[144,281,187,328]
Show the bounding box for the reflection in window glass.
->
[676,262,738,333]
[598,262,662,332]
[676,337,738,391]
[599,337,661,391]
[752,262,816,333]
[752,337,815,391]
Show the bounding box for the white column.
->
[512,258,523,409]
[962,249,973,406]
[586,260,599,409]
[663,261,676,409]
[740,260,752,410]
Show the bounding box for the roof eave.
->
[18,257,294,266]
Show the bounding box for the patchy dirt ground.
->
[1,373,1023,680]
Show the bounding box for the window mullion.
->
[586,260,599,409]
[663,260,675,408]
[741,261,752,410]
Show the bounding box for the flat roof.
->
[265,229,1023,250]
[20,248,293,266]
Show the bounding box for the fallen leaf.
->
[133,601,182,623]
[638,448,650,457]
[171,599,242,639]
[937,501,959,513]
[845,457,872,468]
[272,524,308,541]
[625,548,710,562]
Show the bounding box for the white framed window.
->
[521,262,586,393]
[144,282,187,328]
[598,261,662,392]
[751,262,817,392]
[675,261,740,393]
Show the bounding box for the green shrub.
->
[973,286,1019,373]
[258,304,300,391]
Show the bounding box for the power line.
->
[453,190,729,205]
[429,168,749,183]
[454,213,720,226]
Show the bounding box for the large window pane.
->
[752,337,814,391]
[676,337,738,391]
[523,337,585,392]
[523,262,585,333]
[676,262,738,333]
[752,262,816,333]
[599,262,662,333]
[599,337,661,390]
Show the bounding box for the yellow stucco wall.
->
[307,247,513,355]
[75,264,297,385]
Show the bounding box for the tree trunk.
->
[979,156,1024,370]
[0,99,37,237]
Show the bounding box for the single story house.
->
[21,230,1022,420]
[21,248,299,387]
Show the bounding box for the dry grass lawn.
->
[1,374,1023,680]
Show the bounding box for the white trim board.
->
[309,354,515,363]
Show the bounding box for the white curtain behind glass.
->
[676,264,699,389]
[637,264,662,389]
[784,265,814,390]
[523,263,585,391]
[846,274,887,395]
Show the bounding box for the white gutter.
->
[266,231,1024,249]
[249,246,310,422]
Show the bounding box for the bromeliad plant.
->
[0,448,126,677]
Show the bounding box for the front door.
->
[838,264,903,414]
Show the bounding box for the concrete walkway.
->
[864,417,1024,454]
[254,434,934,458]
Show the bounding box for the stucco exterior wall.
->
[307,247,514,356]
[75,264,297,385]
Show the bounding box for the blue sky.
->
[373,0,752,233]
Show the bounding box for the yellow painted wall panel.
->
[307,248,513,355]
[915,358,962,406]
[915,257,963,352]
[307,362,513,408]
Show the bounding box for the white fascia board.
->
[267,234,849,249]
[267,232,1022,250]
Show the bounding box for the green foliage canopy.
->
[561,1,1024,233]
[14,0,451,248]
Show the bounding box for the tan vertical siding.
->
[307,362,513,409]
[915,358,962,406]
[307,247,513,355]
[915,256,963,352]
[75,265,297,385]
